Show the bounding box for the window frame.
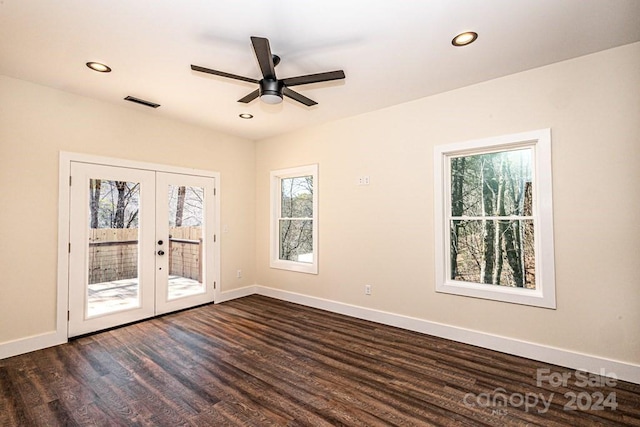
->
[270,164,319,274]
[433,129,556,308]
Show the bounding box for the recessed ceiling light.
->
[239,113,253,119]
[86,62,112,73]
[452,32,478,47]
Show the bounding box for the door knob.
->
[157,250,165,256]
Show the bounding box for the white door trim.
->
[57,151,220,341]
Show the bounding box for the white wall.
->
[255,43,640,367]
[0,75,256,344]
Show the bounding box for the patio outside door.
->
[68,162,215,337]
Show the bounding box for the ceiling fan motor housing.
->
[259,79,284,103]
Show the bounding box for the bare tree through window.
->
[279,175,313,262]
[449,149,535,288]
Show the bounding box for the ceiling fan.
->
[191,36,345,107]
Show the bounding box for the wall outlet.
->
[365,284,372,295]
[236,269,242,279]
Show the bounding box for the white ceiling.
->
[1,0,639,141]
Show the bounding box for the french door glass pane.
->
[167,185,205,300]
[87,179,140,317]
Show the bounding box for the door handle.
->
[157,250,165,256]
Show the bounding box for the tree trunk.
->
[175,186,186,227]
[114,181,127,228]
[89,179,101,229]
[502,163,527,287]
[450,157,465,280]
[481,158,497,284]
[279,179,295,260]
[523,181,535,286]
[504,221,524,287]
[492,158,506,285]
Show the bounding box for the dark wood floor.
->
[1,295,639,426]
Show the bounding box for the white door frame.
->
[57,151,221,339]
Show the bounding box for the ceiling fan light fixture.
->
[86,61,111,72]
[260,93,283,104]
[259,79,284,104]
[452,31,478,47]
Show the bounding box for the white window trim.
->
[270,164,318,274]
[433,129,556,309]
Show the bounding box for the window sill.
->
[436,280,556,309]
[270,259,318,275]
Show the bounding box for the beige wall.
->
[0,75,256,343]
[255,42,640,365]
[1,42,638,367]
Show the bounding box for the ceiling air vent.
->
[124,96,160,108]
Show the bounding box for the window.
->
[434,129,556,308]
[270,164,318,274]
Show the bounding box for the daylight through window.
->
[434,129,556,308]
[450,148,535,288]
[270,164,318,274]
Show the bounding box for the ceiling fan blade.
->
[250,36,276,80]
[191,65,258,84]
[238,89,260,103]
[283,87,317,107]
[282,70,345,87]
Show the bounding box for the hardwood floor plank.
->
[0,367,31,426]
[223,305,485,425]
[1,295,639,426]
[216,319,464,425]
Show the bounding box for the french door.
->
[68,162,216,337]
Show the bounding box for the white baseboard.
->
[250,285,640,385]
[217,285,258,303]
[0,285,257,360]
[0,331,66,360]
